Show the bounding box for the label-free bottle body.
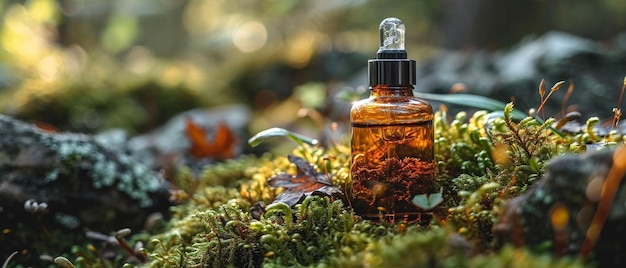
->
[350,18,436,223]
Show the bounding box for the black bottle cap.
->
[368,18,416,86]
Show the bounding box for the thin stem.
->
[560,80,574,117]
[537,81,565,120]
[610,77,626,133]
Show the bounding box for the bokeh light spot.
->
[585,175,604,202]
[38,55,61,82]
[232,21,267,53]
[549,202,569,231]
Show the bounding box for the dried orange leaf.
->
[185,118,237,160]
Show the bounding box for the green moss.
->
[65,104,616,267]
[140,143,354,267]
[469,245,586,268]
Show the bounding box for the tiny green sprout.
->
[412,190,444,210]
[53,256,76,268]
[264,202,294,229]
[248,127,318,147]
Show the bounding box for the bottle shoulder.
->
[351,96,433,111]
[350,96,433,124]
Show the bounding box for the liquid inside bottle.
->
[350,117,435,223]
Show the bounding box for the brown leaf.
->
[268,155,342,206]
[185,118,237,160]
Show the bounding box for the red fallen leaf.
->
[32,121,60,133]
[185,118,237,160]
[268,155,342,206]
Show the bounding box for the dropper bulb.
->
[379,18,405,51]
[369,17,415,85]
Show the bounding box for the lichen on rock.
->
[0,114,171,264]
[0,114,168,207]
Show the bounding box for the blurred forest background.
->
[1,0,626,146]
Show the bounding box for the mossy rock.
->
[0,115,171,266]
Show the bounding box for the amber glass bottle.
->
[350,18,435,223]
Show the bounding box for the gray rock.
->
[415,31,626,119]
[0,114,171,256]
[0,105,250,264]
[495,147,626,267]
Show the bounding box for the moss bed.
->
[7,102,624,268]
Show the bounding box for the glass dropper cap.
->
[368,17,416,86]
[378,17,406,59]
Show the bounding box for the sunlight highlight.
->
[232,21,267,53]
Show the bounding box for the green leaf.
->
[412,193,443,210]
[413,92,527,121]
[248,127,318,147]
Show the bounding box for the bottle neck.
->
[370,85,414,97]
